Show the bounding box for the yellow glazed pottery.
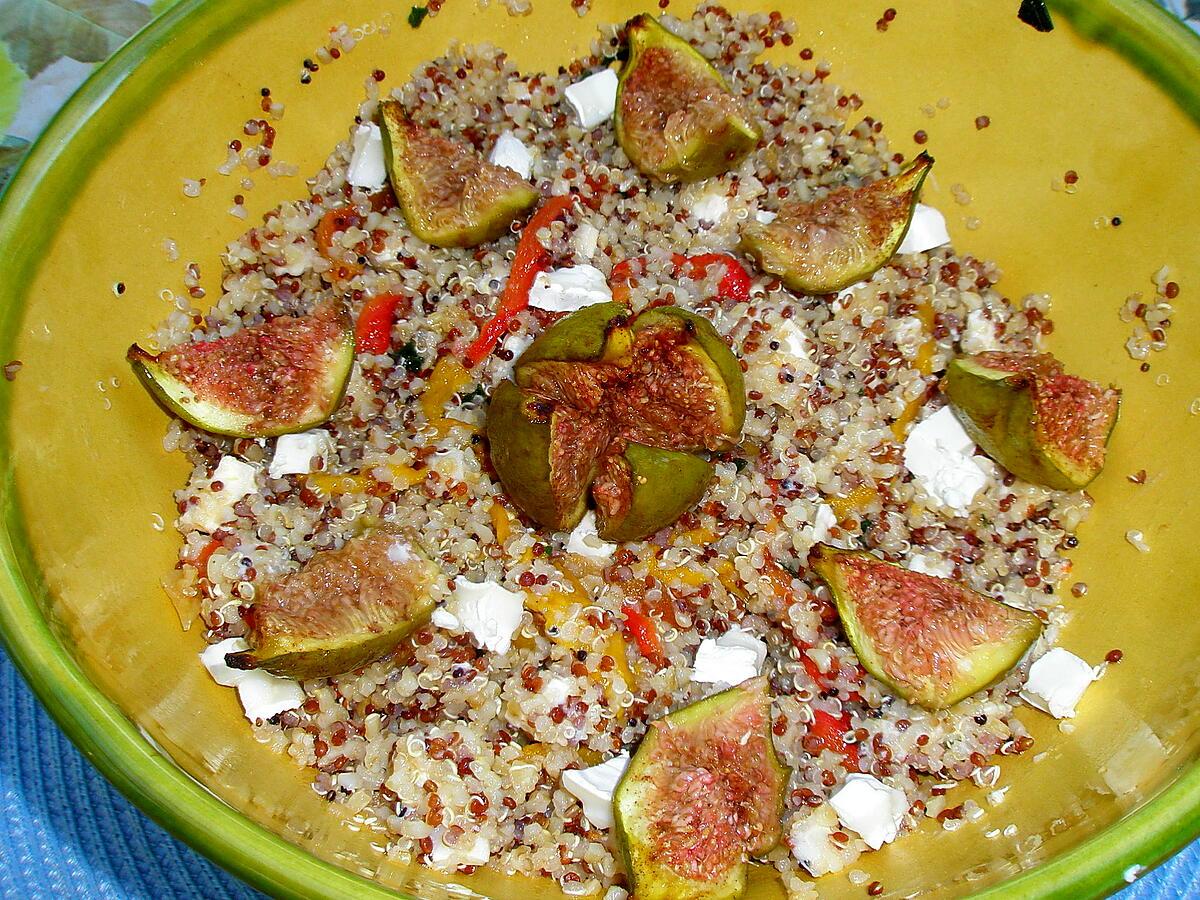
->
[1,0,1198,897]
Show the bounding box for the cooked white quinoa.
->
[154,6,1097,895]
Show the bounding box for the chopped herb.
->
[1018,0,1053,32]
[394,339,425,373]
[732,457,750,473]
[459,384,488,406]
[408,5,429,28]
[860,518,873,536]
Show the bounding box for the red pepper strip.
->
[622,602,667,669]
[355,293,405,354]
[609,256,646,305]
[464,195,576,368]
[315,205,364,258]
[194,538,223,579]
[806,709,860,770]
[800,648,864,704]
[672,252,753,303]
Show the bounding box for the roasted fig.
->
[943,351,1120,491]
[225,529,442,680]
[811,545,1042,710]
[739,153,933,294]
[615,14,760,183]
[487,303,744,541]
[378,99,539,248]
[613,676,788,900]
[127,301,354,438]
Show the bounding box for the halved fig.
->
[613,676,788,900]
[943,351,1120,490]
[811,545,1042,710]
[225,529,441,680]
[739,153,934,294]
[615,14,760,183]
[378,100,539,248]
[487,304,743,541]
[127,301,354,438]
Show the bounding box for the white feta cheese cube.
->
[907,553,954,578]
[199,638,304,722]
[897,203,950,255]
[488,131,534,179]
[441,577,526,654]
[573,222,600,259]
[566,510,617,559]
[1020,647,1100,718]
[268,430,331,479]
[528,265,612,312]
[692,192,729,224]
[346,123,387,191]
[180,456,259,532]
[962,308,1000,353]
[540,675,572,706]
[429,827,492,868]
[829,773,909,850]
[811,503,838,543]
[564,69,618,129]
[562,752,630,829]
[690,626,768,687]
[903,406,988,516]
[753,208,777,224]
[789,806,844,877]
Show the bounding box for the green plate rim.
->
[0,1,1198,898]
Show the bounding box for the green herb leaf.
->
[407,5,428,28]
[1017,0,1053,32]
[394,339,424,373]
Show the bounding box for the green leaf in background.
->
[0,134,31,193]
[0,0,151,78]
[149,0,183,16]
[0,41,26,134]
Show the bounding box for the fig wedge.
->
[127,301,354,438]
[487,304,743,541]
[739,152,933,294]
[943,351,1120,490]
[613,676,788,900]
[811,545,1042,710]
[615,14,760,183]
[378,100,538,247]
[225,529,442,680]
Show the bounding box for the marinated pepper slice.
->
[487,303,744,541]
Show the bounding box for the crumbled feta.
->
[385,538,417,565]
[573,222,600,259]
[562,752,630,829]
[835,280,868,305]
[540,675,572,706]
[690,626,768,687]
[268,430,331,479]
[692,192,729,224]
[962,308,1000,353]
[1020,648,1100,718]
[829,773,909,850]
[491,332,534,384]
[346,123,387,191]
[199,638,304,723]
[435,577,525,654]
[897,203,950,255]
[566,510,617,559]
[753,209,777,224]
[431,448,469,483]
[488,131,534,180]
[564,69,618,128]
[789,807,843,877]
[774,320,820,377]
[429,827,492,868]
[811,503,838,543]
[907,553,954,578]
[180,456,259,532]
[903,406,988,516]
[528,265,612,312]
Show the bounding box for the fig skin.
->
[489,304,744,542]
[739,152,933,294]
[811,544,1043,710]
[612,676,787,900]
[943,353,1120,491]
[378,100,538,248]
[225,529,441,680]
[126,301,354,438]
[615,14,760,184]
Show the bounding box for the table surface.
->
[2,1,1199,897]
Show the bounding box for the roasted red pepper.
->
[622,601,667,669]
[465,195,576,368]
[194,537,223,579]
[355,293,405,354]
[805,708,859,770]
[673,252,752,303]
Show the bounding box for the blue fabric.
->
[1,650,1196,897]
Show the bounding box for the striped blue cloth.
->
[1,650,1195,897]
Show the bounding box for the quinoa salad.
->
[132,6,1125,897]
